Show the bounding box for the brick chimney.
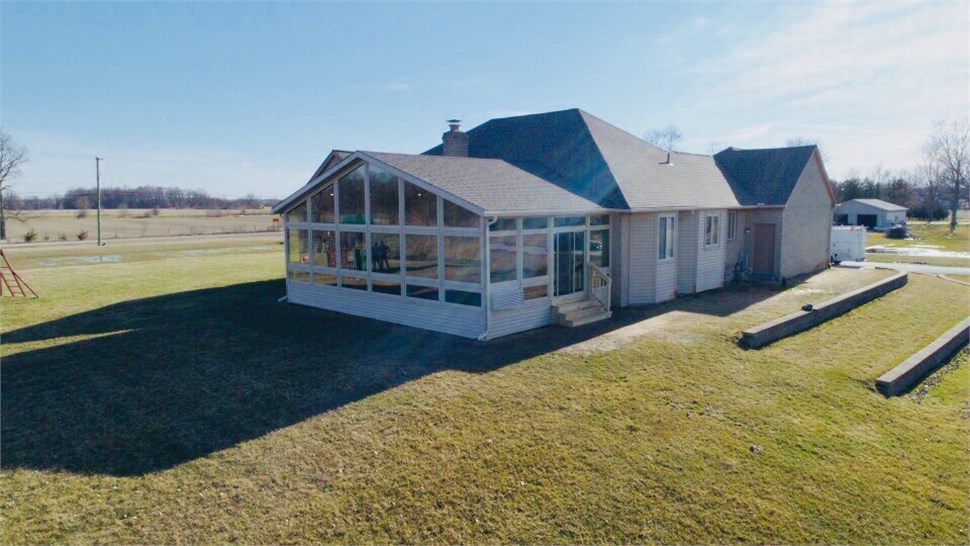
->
[442,119,468,157]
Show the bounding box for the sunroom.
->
[276,151,612,339]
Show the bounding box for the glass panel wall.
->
[404,181,436,226]
[405,234,438,279]
[314,272,338,286]
[370,234,400,274]
[342,276,367,291]
[490,218,517,232]
[284,161,491,307]
[444,200,480,227]
[287,228,309,264]
[589,229,609,268]
[310,186,335,223]
[340,231,367,272]
[338,167,366,224]
[369,166,399,225]
[522,233,548,278]
[445,289,482,307]
[445,236,481,283]
[372,279,401,296]
[312,230,337,267]
[287,202,308,223]
[489,235,517,283]
[523,217,548,230]
[407,284,438,301]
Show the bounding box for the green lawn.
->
[867,222,969,251]
[1,240,968,544]
[865,222,969,268]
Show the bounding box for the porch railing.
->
[588,262,612,313]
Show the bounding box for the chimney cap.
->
[447,118,461,124]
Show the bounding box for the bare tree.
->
[923,119,970,232]
[786,137,830,163]
[0,129,29,241]
[644,125,683,152]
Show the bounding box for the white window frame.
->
[704,214,720,249]
[658,215,676,261]
[727,211,738,241]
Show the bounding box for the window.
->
[443,200,480,228]
[489,235,517,283]
[404,181,437,226]
[489,218,517,232]
[658,216,675,260]
[339,231,367,271]
[445,289,482,307]
[589,214,610,226]
[288,269,310,282]
[590,230,610,268]
[287,201,308,223]
[371,279,401,296]
[404,234,438,279]
[522,233,548,278]
[310,186,335,223]
[341,276,367,291]
[314,272,337,286]
[370,234,400,274]
[704,215,720,247]
[312,230,336,267]
[287,228,309,264]
[338,167,366,224]
[444,236,481,283]
[523,217,548,230]
[369,166,399,225]
[727,211,738,240]
[406,284,438,301]
[554,216,585,227]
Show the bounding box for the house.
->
[273,109,836,339]
[834,198,907,230]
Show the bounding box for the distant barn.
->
[834,199,907,230]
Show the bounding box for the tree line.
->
[830,171,949,221]
[4,186,276,211]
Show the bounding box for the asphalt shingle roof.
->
[713,146,818,206]
[277,108,821,215]
[839,198,907,211]
[362,152,605,215]
[579,111,741,209]
[425,109,628,209]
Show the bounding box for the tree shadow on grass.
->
[1,278,788,477]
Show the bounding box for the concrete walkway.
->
[840,261,970,276]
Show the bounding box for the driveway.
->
[839,261,970,276]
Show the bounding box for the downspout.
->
[478,216,499,341]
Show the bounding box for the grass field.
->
[1,239,968,544]
[4,208,280,243]
[866,222,969,268]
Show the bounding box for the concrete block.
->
[739,271,908,349]
[876,317,970,396]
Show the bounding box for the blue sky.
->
[3,1,967,199]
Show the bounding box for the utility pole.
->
[95,157,103,246]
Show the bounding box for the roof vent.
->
[659,152,673,166]
[442,119,468,157]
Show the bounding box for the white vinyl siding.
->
[488,299,554,338]
[696,210,727,292]
[628,213,657,304]
[677,211,698,294]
